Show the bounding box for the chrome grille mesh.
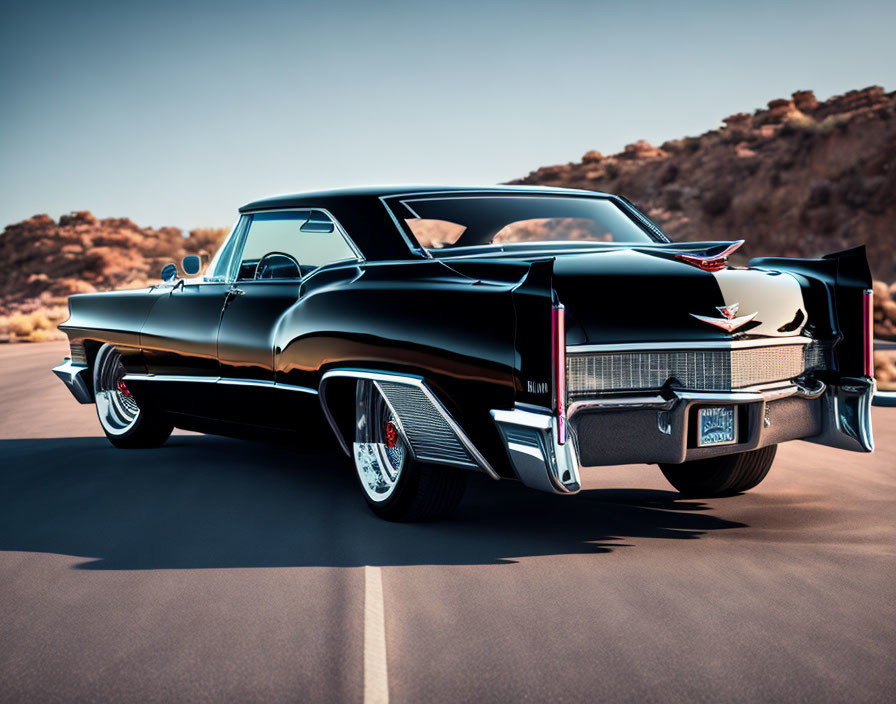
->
[375,381,475,467]
[567,342,825,398]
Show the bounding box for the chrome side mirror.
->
[182,255,201,276]
[161,263,177,281]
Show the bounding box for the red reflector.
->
[674,240,744,272]
[552,303,567,444]
[864,289,874,377]
[675,254,728,271]
[385,421,398,449]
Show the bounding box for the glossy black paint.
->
[58,186,873,473]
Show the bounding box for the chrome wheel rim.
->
[354,381,407,502]
[93,344,140,435]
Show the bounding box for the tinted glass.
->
[401,196,655,249]
[236,210,355,280]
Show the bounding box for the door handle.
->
[222,286,245,312]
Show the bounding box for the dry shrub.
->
[872,280,896,340]
[874,349,896,391]
[0,309,65,343]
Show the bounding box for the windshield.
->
[393,195,658,250]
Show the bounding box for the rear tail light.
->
[552,302,567,444]
[674,240,744,272]
[864,289,874,377]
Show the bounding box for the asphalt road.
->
[1,341,894,703]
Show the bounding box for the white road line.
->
[364,565,389,704]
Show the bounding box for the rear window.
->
[393,195,657,250]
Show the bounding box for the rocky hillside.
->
[511,86,896,282]
[0,211,226,341]
[511,86,896,388]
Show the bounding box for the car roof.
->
[238,185,617,261]
[238,184,610,213]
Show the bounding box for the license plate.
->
[697,406,737,447]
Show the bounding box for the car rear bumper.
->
[52,358,93,404]
[491,378,874,495]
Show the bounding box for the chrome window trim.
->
[204,218,244,283]
[122,373,317,395]
[318,368,499,479]
[566,337,815,354]
[228,207,365,284]
[378,195,433,258]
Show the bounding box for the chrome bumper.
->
[805,377,875,453]
[52,358,93,404]
[491,408,581,494]
[491,378,874,496]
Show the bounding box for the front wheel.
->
[659,445,777,498]
[93,343,173,449]
[352,380,467,521]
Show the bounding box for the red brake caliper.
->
[117,380,131,397]
[385,421,397,449]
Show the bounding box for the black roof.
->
[238,185,616,261]
[238,184,608,213]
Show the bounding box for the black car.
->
[53,185,876,520]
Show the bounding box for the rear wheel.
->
[659,445,777,498]
[352,380,467,521]
[93,343,172,448]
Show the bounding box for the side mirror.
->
[161,263,177,281]
[182,255,201,276]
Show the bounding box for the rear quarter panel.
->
[273,260,520,468]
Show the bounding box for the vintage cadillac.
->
[53,186,876,520]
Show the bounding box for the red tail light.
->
[864,289,874,377]
[552,302,567,444]
[674,240,744,272]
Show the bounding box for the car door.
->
[136,217,247,417]
[214,209,360,430]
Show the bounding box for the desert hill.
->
[0,211,226,341]
[511,86,896,282]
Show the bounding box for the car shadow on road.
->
[0,435,746,569]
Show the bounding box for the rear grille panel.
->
[567,341,825,399]
[375,380,476,467]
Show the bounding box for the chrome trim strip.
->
[318,369,499,479]
[565,381,827,418]
[377,195,433,258]
[52,358,93,404]
[567,337,815,354]
[123,373,216,384]
[122,373,317,395]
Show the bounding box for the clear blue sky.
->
[2,0,894,230]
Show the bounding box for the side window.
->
[235,210,356,281]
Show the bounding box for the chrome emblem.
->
[690,302,758,333]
